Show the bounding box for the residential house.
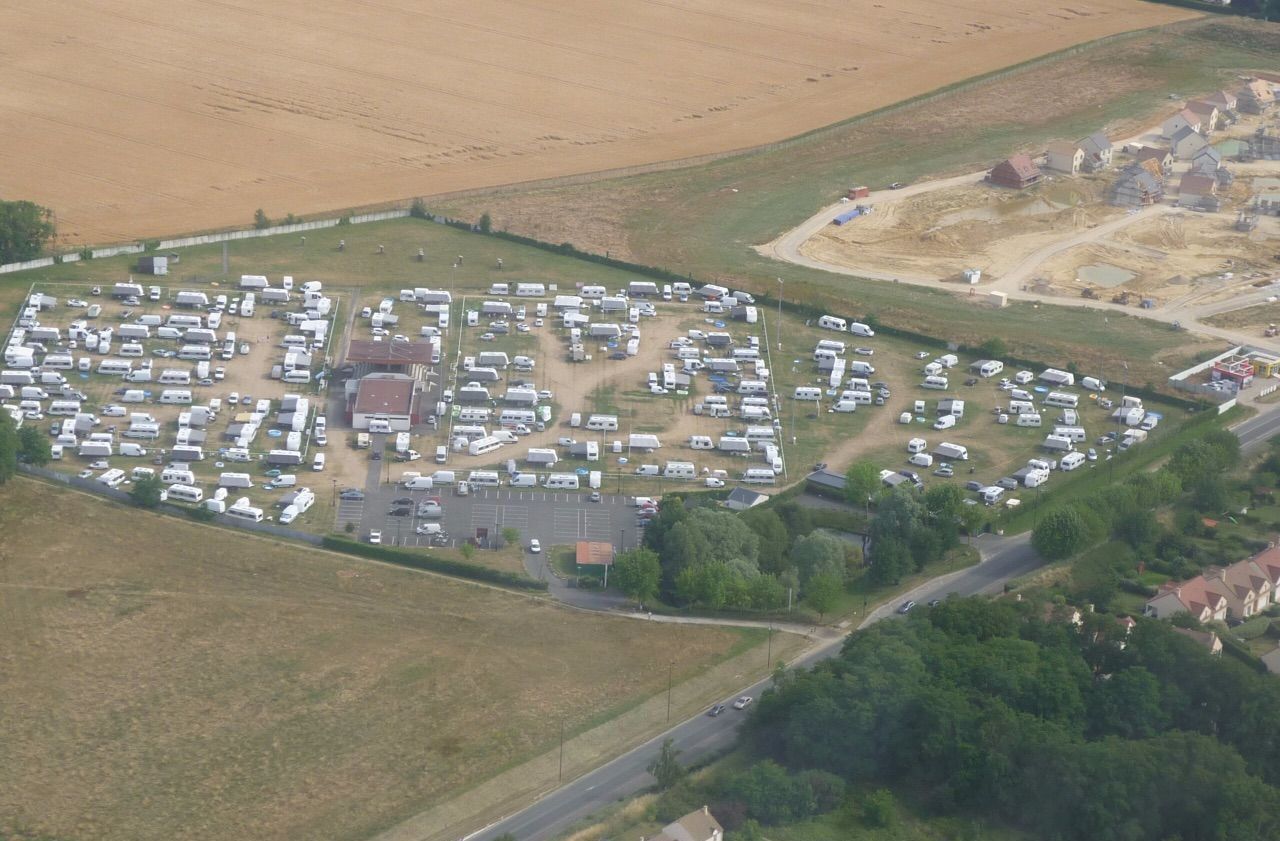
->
[1079,132,1113,171]
[1191,145,1223,174]
[1186,100,1221,134]
[1178,172,1219,209]
[649,806,724,841]
[724,486,769,511]
[1237,78,1275,114]
[1172,627,1224,656]
[1204,89,1238,112]
[1145,575,1228,622]
[1111,163,1164,207]
[1135,146,1174,176]
[1144,550,1279,622]
[1046,141,1085,175]
[1169,125,1209,160]
[1258,191,1280,216]
[988,154,1043,189]
[1162,108,1202,138]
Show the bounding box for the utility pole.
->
[558,719,565,782]
[776,278,784,351]
[766,624,773,669]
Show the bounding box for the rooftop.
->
[353,376,416,416]
[575,541,615,567]
[346,339,434,365]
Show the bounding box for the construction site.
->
[796,105,1280,313]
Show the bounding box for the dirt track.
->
[2,0,1194,245]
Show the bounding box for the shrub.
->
[321,536,545,590]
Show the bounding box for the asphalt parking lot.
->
[343,480,643,550]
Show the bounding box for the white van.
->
[933,414,956,430]
[312,453,325,471]
[429,470,456,485]
[509,473,537,488]
[119,443,147,457]
[908,452,933,468]
[849,322,875,337]
[404,476,435,490]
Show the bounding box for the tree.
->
[1032,506,1091,560]
[612,547,661,605]
[741,509,790,574]
[805,573,843,622]
[843,460,880,506]
[478,212,492,233]
[16,424,50,466]
[862,789,898,828]
[791,532,846,585]
[128,474,164,509]
[0,200,56,262]
[253,208,271,229]
[647,737,686,789]
[867,536,912,585]
[977,337,1007,359]
[501,526,521,547]
[460,542,476,560]
[0,411,17,484]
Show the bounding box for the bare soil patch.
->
[4,0,1193,244]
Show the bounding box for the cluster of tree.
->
[0,200,56,263]
[655,755,847,831]
[627,498,856,615]
[864,484,973,585]
[1031,430,1242,609]
[742,598,1280,841]
[0,411,53,484]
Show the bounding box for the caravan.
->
[817,315,847,332]
[793,386,822,402]
[543,473,580,490]
[742,468,776,484]
[663,461,696,480]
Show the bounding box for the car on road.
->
[149,286,162,301]
[897,600,917,614]
[534,318,544,327]
[315,430,327,446]
[889,181,907,189]
[928,599,943,608]
[707,704,726,717]
[538,389,554,401]
[371,450,382,460]
[732,696,753,710]
[528,539,541,554]
[369,530,382,544]
[854,347,874,356]
[704,477,725,488]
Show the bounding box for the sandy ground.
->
[1,0,1195,245]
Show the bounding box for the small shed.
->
[846,185,870,200]
[988,155,1042,190]
[724,487,769,511]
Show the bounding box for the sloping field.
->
[0,479,747,841]
[0,0,1193,244]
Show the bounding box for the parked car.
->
[732,696,753,710]
[589,491,602,502]
[854,347,874,356]
[933,465,954,478]
[77,469,95,479]
[965,480,984,492]
[369,530,382,544]
[705,477,725,488]
[387,507,412,517]
[996,477,1019,490]
[391,497,412,506]
[889,181,907,189]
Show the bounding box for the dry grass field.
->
[0,478,751,841]
[2,0,1194,245]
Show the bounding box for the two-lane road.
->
[465,532,1041,841]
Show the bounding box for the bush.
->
[321,536,545,590]
[862,789,898,828]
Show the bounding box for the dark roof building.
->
[988,154,1043,190]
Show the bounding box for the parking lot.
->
[347,479,641,550]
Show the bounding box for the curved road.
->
[464,533,1038,841]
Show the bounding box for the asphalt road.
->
[1230,406,1280,454]
[466,532,1041,841]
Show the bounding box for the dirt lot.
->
[0,478,749,841]
[3,0,1194,244]
[801,176,1122,282]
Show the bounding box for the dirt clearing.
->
[3,0,1194,244]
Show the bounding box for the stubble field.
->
[1,0,1194,245]
[0,478,750,841]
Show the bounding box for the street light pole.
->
[666,661,673,723]
[776,278,784,351]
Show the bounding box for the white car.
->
[88,460,109,469]
[704,477,725,488]
[538,389,554,401]
[228,391,240,404]
[732,695,753,710]
[528,539,541,554]
[369,530,382,545]
[66,298,88,307]
[148,286,161,301]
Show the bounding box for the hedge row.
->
[321,536,548,590]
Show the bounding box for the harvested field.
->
[0,478,749,841]
[3,0,1194,244]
